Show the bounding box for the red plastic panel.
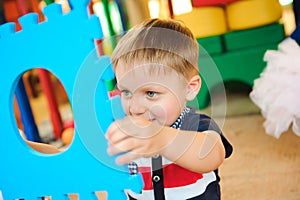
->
[192,0,240,7]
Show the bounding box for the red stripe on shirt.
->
[139,164,203,190]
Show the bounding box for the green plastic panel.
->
[197,35,224,55]
[190,43,279,109]
[223,23,285,51]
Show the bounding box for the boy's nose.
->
[129,98,147,116]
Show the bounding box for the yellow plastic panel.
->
[226,0,283,31]
[174,6,227,38]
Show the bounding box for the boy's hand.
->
[106,116,173,165]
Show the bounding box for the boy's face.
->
[115,62,190,127]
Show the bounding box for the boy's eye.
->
[146,91,158,98]
[121,90,132,97]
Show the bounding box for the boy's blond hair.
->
[111,18,199,79]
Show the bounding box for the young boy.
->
[106,18,233,200]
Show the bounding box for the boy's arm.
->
[159,127,225,173]
[106,116,225,173]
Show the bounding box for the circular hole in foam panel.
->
[13,68,74,154]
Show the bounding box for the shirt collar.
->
[170,107,190,129]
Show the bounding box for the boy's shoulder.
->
[184,106,233,159]
[182,107,220,133]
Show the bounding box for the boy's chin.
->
[151,119,169,127]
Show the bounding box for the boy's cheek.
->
[149,105,167,125]
[121,99,130,114]
[153,102,182,126]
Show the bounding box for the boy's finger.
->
[115,152,140,165]
[107,145,120,155]
[105,121,119,139]
[107,128,130,145]
[107,138,133,155]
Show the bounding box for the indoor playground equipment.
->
[12,0,65,142]
[0,0,143,199]
[175,0,286,109]
[3,0,126,143]
[6,0,43,143]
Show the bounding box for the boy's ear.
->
[186,75,201,101]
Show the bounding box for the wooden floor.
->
[220,114,300,200]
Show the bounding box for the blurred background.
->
[1,0,299,199]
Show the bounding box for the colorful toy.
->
[226,0,282,30]
[0,0,143,199]
[182,0,286,109]
[15,78,42,142]
[192,0,239,7]
[291,23,300,43]
[62,119,75,146]
[196,35,223,54]
[38,67,65,139]
[223,23,285,51]
[3,0,63,142]
[7,0,42,142]
[61,127,74,146]
[174,6,227,38]
[37,0,64,140]
[193,23,285,109]
[64,119,75,129]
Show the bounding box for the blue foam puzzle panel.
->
[0,0,143,199]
